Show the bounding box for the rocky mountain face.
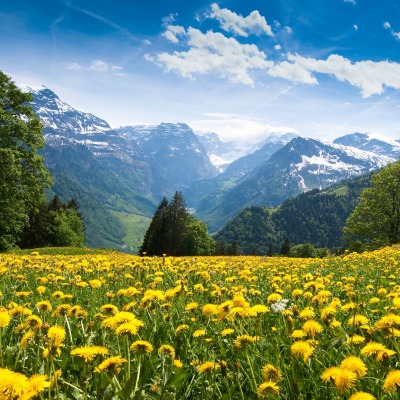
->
[193,136,393,232]
[24,84,400,247]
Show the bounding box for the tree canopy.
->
[343,161,400,250]
[0,71,52,250]
[139,192,215,256]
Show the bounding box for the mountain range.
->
[23,85,400,251]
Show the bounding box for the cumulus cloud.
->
[162,25,186,43]
[64,59,124,75]
[343,0,356,4]
[149,27,272,86]
[208,3,273,37]
[269,54,400,97]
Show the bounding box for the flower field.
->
[2,248,400,399]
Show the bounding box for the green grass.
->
[324,185,349,196]
[112,211,151,253]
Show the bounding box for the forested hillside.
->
[214,173,373,254]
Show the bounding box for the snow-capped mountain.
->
[223,132,298,178]
[194,136,393,232]
[28,86,113,135]
[333,132,400,160]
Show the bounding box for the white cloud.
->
[191,113,299,144]
[270,54,400,97]
[64,59,124,75]
[162,25,186,43]
[149,27,272,86]
[274,44,282,51]
[344,0,356,4]
[383,21,400,40]
[353,24,358,31]
[207,3,273,37]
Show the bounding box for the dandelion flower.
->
[348,392,376,400]
[341,356,367,378]
[158,345,175,359]
[70,346,109,362]
[221,328,235,336]
[321,367,341,383]
[383,370,400,393]
[257,381,280,396]
[193,329,206,338]
[291,341,314,362]
[95,356,127,375]
[234,334,259,348]
[334,368,357,393]
[130,340,153,354]
[115,322,142,336]
[302,320,323,337]
[0,311,11,328]
[261,364,282,382]
[173,359,183,368]
[198,361,219,373]
[36,301,52,313]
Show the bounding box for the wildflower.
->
[341,356,368,378]
[100,304,119,316]
[185,302,199,311]
[375,313,400,329]
[348,314,369,326]
[299,307,315,320]
[257,381,280,396]
[0,311,11,328]
[302,320,323,338]
[24,315,43,331]
[360,342,387,357]
[270,299,289,313]
[51,304,71,317]
[0,368,49,399]
[70,346,109,362]
[158,345,175,359]
[198,361,219,373]
[115,321,142,336]
[267,293,282,304]
[334,369,357,393]
[347,335,365,345]
[36,300,52,313]
[348,392,376,400]
[130,340,153,354]
[95,356,127,375]
[221,328,235,336]
[234,335,259,348]
[36,286,46,294]
[193,329,206,338]
[383,370,400,393]
[291,341,314,362]
[201,304,218,315]
[20,330,35,350]
[47,325,66,348]
[321,367,341,383]
[291,330,305,339]
[173,359,183,368]
[261,364,282,382]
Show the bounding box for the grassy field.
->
[2,247,400,399]
[112,211,151,253]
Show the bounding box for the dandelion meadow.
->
[2,247,400,399]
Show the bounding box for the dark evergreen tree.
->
[140,192,214,256]
[227,240,240,256]
[267,244,274,257]
[280,238,291,256]
[214,241,227,255]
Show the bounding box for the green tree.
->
[0,72,52,250]
[289,243,318,258]
[280,238,291,256]
[140,192,214,256]
[343,161,400,249]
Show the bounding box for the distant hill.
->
[214,172,373,254]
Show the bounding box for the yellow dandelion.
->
[198,361,220,373]
[321,367,341,383]
[20,330,35,350]
[334,368,357,393]
[36,300,52,313]
[95,356,127,375]
[302,320,323,338]
[99,304,119,316]
[261,364,282,383]
[70,346,109,362]
[234,334,259,348]
[291,341,314,362]
[47,325,66,348]
[0,311,11,328]
[158,345,175,359]
[130,340,153,354]
[383,370,400,393]
[173,359,183,368]
[193,329,206,338]
[347,335,365,345]
[257,381,280,396]
[348,392,376,400]
[221,328,235,336]
[348,314,369,326]
[341,356,367,378]
[299,307,315,320]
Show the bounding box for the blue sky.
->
[2,0,400,143]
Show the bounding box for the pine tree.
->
[280,238,291,256]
